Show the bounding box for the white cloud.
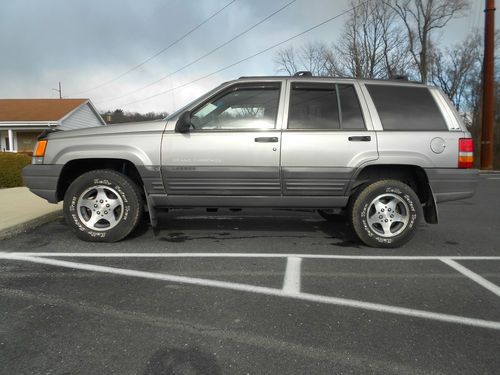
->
[0,0,494,113]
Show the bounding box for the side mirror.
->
[175,111,192,133]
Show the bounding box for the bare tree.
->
[329,0,412,79]
[300,42,332,76]
[274,46,299,75]
[274,42,331,76]
[387,0,469,83]
[430,34,481,115]
[274,1,412,79]
[273,0,470,82]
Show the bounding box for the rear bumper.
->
[425,168,479,203]
[22,164,63,203]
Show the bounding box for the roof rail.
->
[390,74,409,81]
[238,75,288,79]
[293,71,313,77]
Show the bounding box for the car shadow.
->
[133,209,362,247]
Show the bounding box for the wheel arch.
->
[348,164,438,224]
[56,158,144,202]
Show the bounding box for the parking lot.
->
[1,174,499,374]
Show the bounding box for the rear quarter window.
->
[366,84,448,131]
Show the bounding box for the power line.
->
[474,0,484,34]
[99,0,297,105]
[465,1,475,34]
[463,2,483,41]
[74,0,237,95]
[112,2,365,109]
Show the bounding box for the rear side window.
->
[366,85,447,131]
[288,83,365,130]
[288,83,340,130]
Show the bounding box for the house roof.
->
[0,98,89,122]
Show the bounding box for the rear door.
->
[280,80,378,196]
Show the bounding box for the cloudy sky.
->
[0,0,493,114]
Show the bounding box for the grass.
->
[0,152,31,188]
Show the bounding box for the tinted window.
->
[338,84,365,130]
[191,84,280,130]
[288,83,340,130]
[366,85,447,131]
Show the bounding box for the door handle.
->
[255,137,278,143]
[348,136,371,142]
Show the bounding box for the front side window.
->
[191,83,281,130]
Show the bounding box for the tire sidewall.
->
[64,170,141,242]
[352,181,422,248]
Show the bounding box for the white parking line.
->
[1,253,500,331]
[441,258,500,298]
[2,252,500,261]
[283,257,302,294]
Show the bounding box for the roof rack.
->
[235,74,422,84]
[293,71,313,77]
[238,75,289,79]
[390,74,409,81]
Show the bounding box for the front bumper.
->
[22,164,64,203]
[425,168,479,203]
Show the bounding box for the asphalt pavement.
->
[0,174,499,374]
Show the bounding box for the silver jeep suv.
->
[23,75,478,248]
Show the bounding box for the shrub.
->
[0,152,32,188]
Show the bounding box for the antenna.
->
[52,82,62,99]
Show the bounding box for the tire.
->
[349,180,422,248]
[63,169,143,242]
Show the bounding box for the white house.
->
[0,98,105,153]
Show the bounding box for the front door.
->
[162,82,284,204]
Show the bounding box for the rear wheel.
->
[63,169,143,242]
[349,180,422,248]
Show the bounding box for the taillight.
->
[34,140,48,157]
[458,138,474,168]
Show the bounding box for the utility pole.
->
[481,0,495,170]
[52,81,62,99]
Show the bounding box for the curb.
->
[0,210,63,240]
[479,170,500,173]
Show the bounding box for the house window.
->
[17,132,38,153]
[5,137,9,151]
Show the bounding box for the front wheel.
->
[349,180,422,248]
[63,169,143,242]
